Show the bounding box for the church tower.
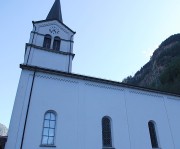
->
[24,0,75,72]
[5,1,76,149]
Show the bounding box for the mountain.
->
[0,123,8,136]
[123,34,180,94]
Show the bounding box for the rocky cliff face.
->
[0,123,8,136]
[123,34,180,94]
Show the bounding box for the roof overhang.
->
[20,64,180,98]
[33,19,76,34]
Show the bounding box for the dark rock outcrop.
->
[123,34,180,94]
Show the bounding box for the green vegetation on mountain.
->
[123,34,180,94]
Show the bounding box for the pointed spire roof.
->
[46,0,63,22]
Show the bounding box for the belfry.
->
[24,0,75,73]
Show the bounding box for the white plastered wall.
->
[6,70,180,149]
[5,70,35,149]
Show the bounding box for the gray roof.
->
[46,0,63,22]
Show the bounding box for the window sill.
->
[40,144,56,147]
[102,147,115,149]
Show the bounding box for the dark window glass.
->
[43,35,51,49]
[102,117,112,147]
[148,121,159,148]
[53,36,61,51]
[42,111,56,145]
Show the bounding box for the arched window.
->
[43,34,51,49]
[41,111,56,145]
[148,121,159,148]
[53,36,61,51]
[102,116,112,147]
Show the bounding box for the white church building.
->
[5,0,180,149]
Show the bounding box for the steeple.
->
[22,0,75,73]
[46,0,63,22]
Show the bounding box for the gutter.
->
[20,70,36,149]
[68,34,74,73]
[20,64,180,98]
[26,21,37,64]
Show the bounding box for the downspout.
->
[68,34,74,73]
[20,70,36,149]
[26,21,37,65]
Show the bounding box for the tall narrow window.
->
[53,36,61,51]
[41,111,56,146]
[102,116,112,147]
[148,121,159,148]
[43,34,51,49]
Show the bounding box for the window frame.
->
[102,116,113,148]
[41,110,57,146]
[148,120,159,148]
[53,36,61,51]
[43,34,52,49]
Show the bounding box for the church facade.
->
[5,0,180,149]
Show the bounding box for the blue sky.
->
[1,0,180,127]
